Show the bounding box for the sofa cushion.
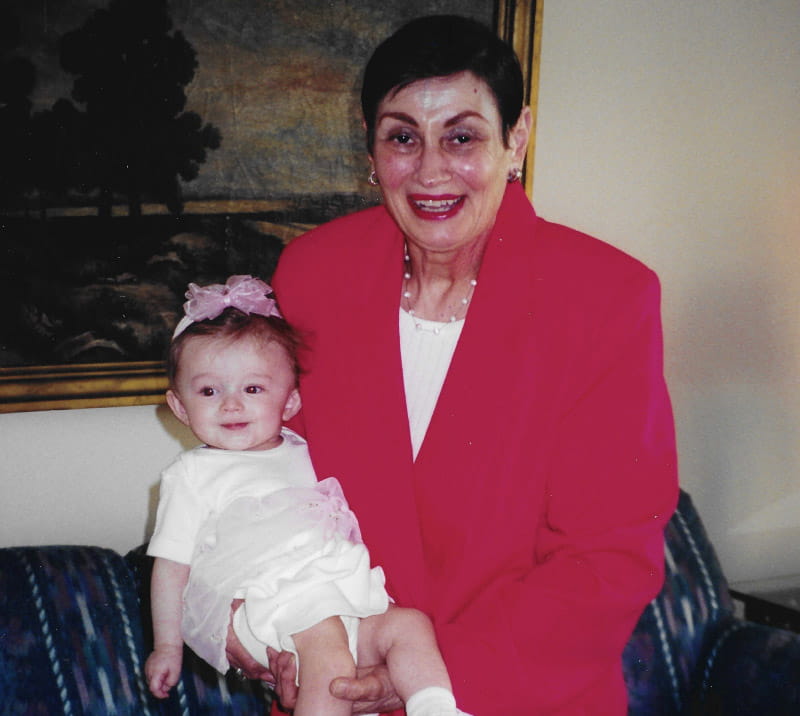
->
[0,545,153,715]
[696,621,800,715]
[0,545,273,715]
[623,490,734,714]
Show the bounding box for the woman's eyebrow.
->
[444,110,487,127]
[377,110,487,126]
[377,111,417,125]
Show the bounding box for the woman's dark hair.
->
[167,308,303,388]
[361,14,524,152]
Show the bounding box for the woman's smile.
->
[408,194,465,220]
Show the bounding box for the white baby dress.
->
[148,428,389,672]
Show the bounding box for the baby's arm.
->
[145,557,190,698]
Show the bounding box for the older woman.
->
[229,14,678,715]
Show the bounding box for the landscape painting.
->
[0,0,538,411]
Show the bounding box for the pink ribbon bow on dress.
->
[173,275,282,337]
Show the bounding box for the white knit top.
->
[399,309,464,459]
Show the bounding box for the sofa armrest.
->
[0,545,273,715]
[693,621,800,715]
[0,545,153,714]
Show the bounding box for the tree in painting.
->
[0,7,36,212]
[59,0,221,216]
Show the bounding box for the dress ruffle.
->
[182,477,388,672]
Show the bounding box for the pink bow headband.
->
[173,275,282,338]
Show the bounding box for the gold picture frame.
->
[0,0,542,413]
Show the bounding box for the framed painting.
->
[0,0,542,413]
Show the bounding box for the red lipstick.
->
[407,194,464,220]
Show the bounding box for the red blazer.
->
[272,183,678,715]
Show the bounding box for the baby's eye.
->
[245,385,263,394]
[200,387,216,397]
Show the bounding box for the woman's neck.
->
[402,240,483,323]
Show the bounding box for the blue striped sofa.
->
[1,491,799,714]
[0,545,272,714]
[622,491,800,714]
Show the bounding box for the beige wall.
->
[532,0,800,583]
[0,404,196,553]
[1,0,798,584]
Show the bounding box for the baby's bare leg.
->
[358,606,454,711]
[292,616,355,716]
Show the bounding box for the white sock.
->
[405,686,458,716]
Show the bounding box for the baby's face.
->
[167,334,300,451]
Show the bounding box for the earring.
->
[368,170,380,186]
[507,167,522,183]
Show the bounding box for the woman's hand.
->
[225,600,401,713]
[266,646,299,709]
[224,599,274,683]
[263,643,397,711]
[263,648,401,714]
[331,664,403,714]
[260,648,403,716]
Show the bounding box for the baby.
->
[144,275,465,715]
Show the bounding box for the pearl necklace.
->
[402,246,478,335]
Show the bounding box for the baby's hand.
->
[145,644,183,699]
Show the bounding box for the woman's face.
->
[370,71,530,257]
